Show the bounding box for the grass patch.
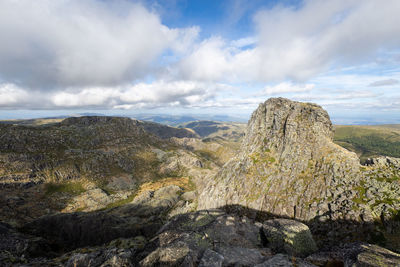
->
[137,177,194,195]
[45,181,86,195]
[105,193,137,209]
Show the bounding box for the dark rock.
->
[255,254,317,267]
[216,246,265,266]
[199,249,224,267]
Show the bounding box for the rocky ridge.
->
[0,116,216,226]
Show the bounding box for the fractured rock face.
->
[198,98,361,221]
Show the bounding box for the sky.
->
[0,0,400,124]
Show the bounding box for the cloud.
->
[172,0,400,83]
[0,80,224,109]
[0,84,29,107]
[230,37,257,48]
[261,82,314,95]
[291,90,379,101]
[1,0,400,113]
[0,0,196,89]
[368,79,399,87]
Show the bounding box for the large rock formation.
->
[199,98,361,220]
[198,98,400,235]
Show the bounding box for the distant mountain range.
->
[0,113,248,126]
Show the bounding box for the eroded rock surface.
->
[198,98,400,249]
[198,98,361,221]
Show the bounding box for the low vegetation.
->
[334,125,400,163]
[44,181,86,196]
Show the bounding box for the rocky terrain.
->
[1,99,400,266]
[199,98,400,250]
[0,116,216,226]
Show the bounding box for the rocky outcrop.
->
[198,98,362,221]
[198,98,400,249]
[62,187,131,212]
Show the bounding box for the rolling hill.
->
[334,125,400,163]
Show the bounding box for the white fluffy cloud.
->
[0,0,196,88]
[0,81,222,109]
[173,0,400,83]
[0,84,29,106]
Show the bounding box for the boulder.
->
[355,244,400,267]
[262,219,317,257]
[140,241,195,267]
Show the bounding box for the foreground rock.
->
[307,243,400,267]
[4,208,400,266]
[263,219,317,257]
[140,210,269,266]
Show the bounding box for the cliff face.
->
[198,98,400,225]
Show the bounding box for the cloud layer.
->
[0,0,399,115]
